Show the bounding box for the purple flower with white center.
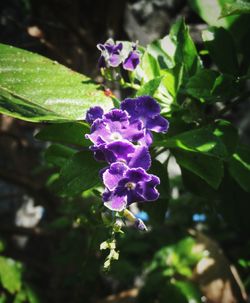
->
[85,95,168,218]
[123,45,140,71]
[97,39,123,68]
[85,109,144,147]
[121,96,169,145]
[102,162,160,211]
[85,106,104,125]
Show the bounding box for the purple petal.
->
[102,162,128,191]
[108,54,123,67]
[103,191,127,211]
[138,130,153,147]
[123,51,140,71]
[86,119,109,146]
[105,141,135,163]
[141,175,160,201]
[146,115,169,133]
[123,121,144,142]
[128,146,151,170]
[121,96,161,122]
[105,41,123,54]
[104,109,128,123]
[126,188,145,204]
[112,42,123,53]
[125,168,151,183]
[120,98,136,117]
[85,106,104,124]
[97,40,123,68]
[136,96,161,118]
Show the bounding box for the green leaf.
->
[174,281,202,303]
[213,120,238,156]
[44,144,76,168]
[228,144,250,192]
[156,121,238,160]
[185,69,219,100]
[13,290,27,303]
[136,77,162,97]
[0,256,22,294]
[0,43,113,122]
[160,69,177,97]
[189,0,239,28]
[141,52,161,82]
[220,1,250,17]
[36,122,90,147]
[0,293,7,303]
[25,284,41,303]
[202,27,239,74]
[211,73,240,99]
[146,19,201,106]
[185,69,240,101]
[148,19,201,77]
[173,149,224,188]
[53,151,103,197]
[238,258,250,268]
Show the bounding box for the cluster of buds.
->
[97,39,140,71]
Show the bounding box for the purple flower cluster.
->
[97,39,140,71]
[85,96,169,212]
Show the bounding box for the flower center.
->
[110,132,122,141]
[125,182,136,190]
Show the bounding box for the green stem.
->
[119,79,140,90]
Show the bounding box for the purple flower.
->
[85,96,168,216]
[97,39,140,71]
[85,106,104,124]
[121,96,169,145]
[102,162,160,211]
[86,109,144,147]
[123,45,140,71]
[101,141,151,170]
[97,39,123,68]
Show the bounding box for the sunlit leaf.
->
[220,1,250,17]
[0,44,113,122]
[136,77,162,97]
[155,121,238,160]
[189,0,239,28]
[0,256,22,294]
